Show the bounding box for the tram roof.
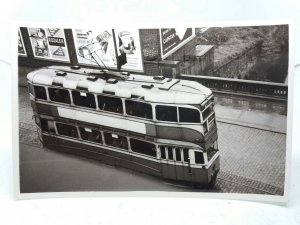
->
[27,66,212,104]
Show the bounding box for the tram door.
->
[159,146,174,179]
[159,146,188,181]
[173,147,185,181]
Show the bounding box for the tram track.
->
[216,119,286,134]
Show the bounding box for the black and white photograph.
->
[16,23,292,201]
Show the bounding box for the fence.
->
[178,74,288,100]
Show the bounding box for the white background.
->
[1,0,300,224]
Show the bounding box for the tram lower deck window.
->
[125,100,152,119]
[160,147,166,159]
[156,105,177,122]
[194,151,204,164]
[72,91,96,109]
[175,148,181,161]
[98,95,123,114]
[183,149,189,162]
[40,119,56,134]
[56,123,78,138]
[179,107,200,123]
[167,147,174,160]
[130,139,156,157]
[79,127,102,144]
[33,86,47,100]
[104,132,128,150]
[49,88,71,104]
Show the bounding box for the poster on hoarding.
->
[27,27,70,61]
[73,29,117,69]
[160,28,195,59]
[114,29,144,72]
[18,29,27,56]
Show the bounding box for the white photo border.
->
[12,20,295,203]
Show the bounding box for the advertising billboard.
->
[114,29,144,72]
[18,29,27,56]
[27,27,70,62]
[72,29,117,69]
[160,28,195,59]
[73,28,144,72]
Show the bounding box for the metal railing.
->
[178,74,288,100]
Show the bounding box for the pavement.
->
[214,93,287,133]
[18,87,287,195]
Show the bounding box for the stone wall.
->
[213,41,262,79]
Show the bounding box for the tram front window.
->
[207,141,218,161]
[194,151,204,164]
[202,104,214,122]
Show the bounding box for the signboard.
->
[160,28,195,59]
[73,29,117,69]
[73,28,144,72]
[27,27,70,61]
[114,29,144,72]
[18,29,27,56]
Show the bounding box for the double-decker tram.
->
[27,65,220,186]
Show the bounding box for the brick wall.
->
[140,29,161,61]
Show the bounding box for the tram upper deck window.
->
[33,86,47,100]
[202,104,214,121]
[56,123,78,138]
[130,138,156,157]
[79,127,102,144]
[156,105,177,122]
[104,132,128,150]
[194,151,204,164]
[125,100,152,119]
[72,91,96,109]
[28,83,34,96]
[179,107,200,123]
[49,88,71,104]
[98,95,123,114]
